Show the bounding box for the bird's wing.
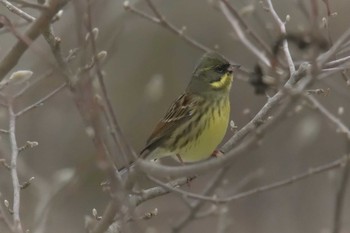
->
[140,93,201,157]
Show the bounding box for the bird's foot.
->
[211,149,224,158]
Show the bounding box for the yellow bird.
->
[140,52,238,163]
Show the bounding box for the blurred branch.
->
[15,82,67,117]
[219,0,271,67]
[85,3,136,167]
[172,169,229,233]
[8,0,48,10]
[123,0,210,52]
[0,193,13,232]
[172,168,262,233]
[318,28,350,67]
[332,148,350,233]
[220,0,272,57]
[149,155,346,203]
[264,0,295,75]
[0,0,36,22]
[0,0,69,81]
[305,95,350,233]
[306,95,350,139]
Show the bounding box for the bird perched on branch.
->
[139,52,239,164]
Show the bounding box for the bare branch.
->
[219,0,271,67]
[0,0,70,81]
[331,150,350,233]
[15,82,67,117]
[0,0,36,22]
[149,155,346,203]
[306,95,350,139]
[124,0,210,53]
[8,0,48,10]
[264,0,295,75]
[8,100,23,233]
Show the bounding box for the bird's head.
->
[187,52,239,96]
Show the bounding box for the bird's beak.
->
[228,64,241,72]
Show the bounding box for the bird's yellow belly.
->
[178,100,230,162]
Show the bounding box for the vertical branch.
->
[331,140,350,233]
[265,0,295,75]
[8,100,23,233]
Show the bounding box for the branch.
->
[0,0,69,81]
[264,0,295,75]
[219,0,271,67]
[0,0,36,22]
[306,95,350,139]
[331,150,350,233]
[129,177,189,207]
[8,0,48,10]
[317,27,350,67]
[8,100,23,233]
[15,82,67,117]
[149,155,346,203]
[124,0,210,53]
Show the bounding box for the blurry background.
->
[0,0,350,232]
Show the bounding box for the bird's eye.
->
[214,64,230,74]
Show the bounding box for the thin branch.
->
[0,129,9,134]
[15,82,67,117]
[124,0,210,52]
[85,4,136,167]
[0,0,70,81]
[306,95,350,139]
[149,155,346,203]
[219,0,271,67]
[264,0,295,75]
[0,193,13,232]
[0,0,36,22]
[173,169,229,233]
[324,55,350,68]
[8,0,48,10]
[129,177,189,207]
[8,100,23,233]
[331,149,350,233]
[220,0,272,57]
[318,27,350,67]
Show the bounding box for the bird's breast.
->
[177,97,230,162]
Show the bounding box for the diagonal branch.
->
[0,0,70,81]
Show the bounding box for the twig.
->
[85,3,136,166]
[306,95,350,139]
[173,169,229,232]
[331,149,350,233]
[15,82,67,117]
[173,168,262,233]
[149,155,346,203]
[0,0,36,22]
[129,177,189,207]
[324,55,350,68]
[0,0,70,81]
[219,0,271,67]
[8,100,23,233]
[8,0,48,10]
[0,129,9,134]
[0,193,13,232]
[264,0,295,75]
[220,0,272,57]
[318,27,350,67]
[124,0,210,52]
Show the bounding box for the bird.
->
[138,52,238,164]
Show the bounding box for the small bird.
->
[139,52,238,164]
